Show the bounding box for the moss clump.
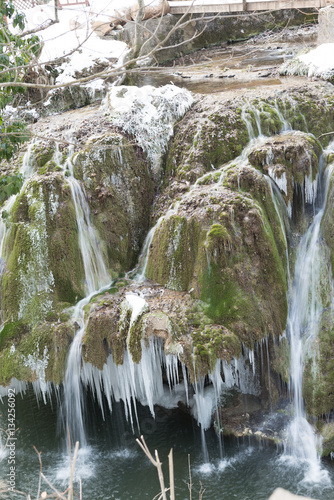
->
[146,215,200,292]
[0,321,29,351]
[31,143,55,169]
[207,223,230,240]
[303,311,334,417]
[147,172,288,349]
[321,422,334,457]
[165,103,249,184]
[192,325,241,377]
[0,318,73,386]
[1,173,85,328]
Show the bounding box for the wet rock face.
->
[165,99,249,184]
[4,81,334,411]
[73,133,154,275]
[248,131,321,208]
[0,131,154,384]
[82,282,242,381]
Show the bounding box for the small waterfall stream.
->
[283,153,333,483]
[58,149,111,446]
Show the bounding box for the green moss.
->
[32,143,55,168]
[207,223,230,240]
[0,321,29,350]
[192,325,242,377]
[304,311,334,417]
[165,105,249,183]
[321,422,334,457]
[146,215,200,291]
[0,319,72,385]
[0,345,31,385]
[45,179,85,304]
[321,169,334,279]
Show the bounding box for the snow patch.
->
[280,43,334,81]
[106,85,193,177]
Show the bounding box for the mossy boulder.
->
[303,310,334,418]
[165,99,249,184]
[72,133,154,274]
[1,173,85,327]
[146,162,288,347]
[248,131,321,208]
[0,316,74,386]
[321,163,334,279]
[82,283,241,380]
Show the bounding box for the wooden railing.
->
[169,0,333,13]
[57,0,90,9]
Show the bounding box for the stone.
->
[114,9,318,64]
[268,488,318,500]
[91,20,113,37]
[318,6,334,43]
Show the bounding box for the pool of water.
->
[1,387,334,500]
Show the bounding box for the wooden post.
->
[243,0,247,10]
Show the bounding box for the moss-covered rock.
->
[72,133,154,274]
[0,315,74,386]
[1,173,85,327]
[248,131,321,208]
[303,310,334,418]
[165,100,249,184]
[321,422,334,457]
[321,163,334,280]
[146,162,288,347]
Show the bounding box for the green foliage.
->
[0,173,23,204]
[0,0,41,161]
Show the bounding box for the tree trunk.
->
[132,0,145,60]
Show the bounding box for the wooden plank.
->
[169,0,325,13]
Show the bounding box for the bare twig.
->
[318,131,334,139]
[33,446,42,500]
[188,454,193,500]
[136,435,168,500]
[168,448,175,500]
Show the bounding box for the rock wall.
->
[115,9,318,64]
[2,82,334,451]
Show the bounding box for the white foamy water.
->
[283,150,334,486]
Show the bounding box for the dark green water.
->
[1,386,334,500]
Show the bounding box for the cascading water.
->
[283,152,333,484]
[57,148,111,447]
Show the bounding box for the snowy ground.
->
[8,0,159,86]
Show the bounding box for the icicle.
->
[268,166,288,196]
[265,337,272,410]
[248,349,256,375]
[304,172,318,205]
[0,379,28,403]
[181,363,189,406]
[165,355,180,390]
